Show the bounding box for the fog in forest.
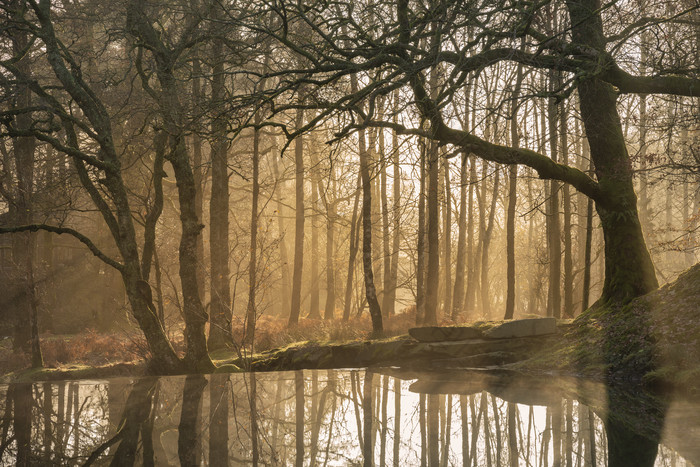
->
[0,0,698,375]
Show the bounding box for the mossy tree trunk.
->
[566,0,659,305]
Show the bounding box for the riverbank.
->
[3,263,699,392]
[519,263,700,392]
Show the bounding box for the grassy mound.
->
[521,263,700,391]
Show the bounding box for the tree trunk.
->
[547,71,562,320]
[343,172,362,321]
[416,137,427,325]
[127,1,213,371]
[505,60,524,320]
[9,1,41,366]
[309,173,321,320]
[561,102,574,318]
[191,57,206,305]
[452,153,468,320]
[566,0,658,304]
[324,198,336,320]
[209,31,233,349]
[464,155,477,316]
[359,126,384,336]
[480,166,499,318]
[245,125,261,344]
[385,98,402,318]
[271,154,292,314]
[442,156,452,319]
[504,164,517,321]
[289,106,306,326]
[381,130,393,318]
[424,137,440,325]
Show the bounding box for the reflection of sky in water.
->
[0,370,695,466]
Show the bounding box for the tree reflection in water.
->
[0,370,695,466]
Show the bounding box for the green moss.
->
[518,263,700,392]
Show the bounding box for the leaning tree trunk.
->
[566,0,658,305]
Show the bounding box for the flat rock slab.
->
[484,317,557,339]
[409,317,558,343]
[409,326,483,342]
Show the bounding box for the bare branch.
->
[0,224,124,271]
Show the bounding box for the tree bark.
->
[381,129,393,317]
[416,137,427,325]
[127,2,213,370]
[385,98,402,317]
[308,171,321,320]
[480,166,499,318]
[505,59,524,320]
[504,164,517,321]
[547,69,562,320]
[16,1,184,372]
[209,27,233,349]
[561,102,574,318]
[289,106,306,326]
[245,124,261,344]
[464,155,477,316]
[452,153,468,320]
[317,163,337,320]
[424,137,440,325]
[359,126,384,335]
[8,0,42,366]
[343,172,362,321]
[442,156,453,319]
[566,0,658,304]
[271,154,292,314]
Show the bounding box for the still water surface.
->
[0,369,697,466]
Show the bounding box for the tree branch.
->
[602,65,700,97]
[0,224,124,271]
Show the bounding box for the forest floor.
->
[0,308,419,382]
[2,263,700,392]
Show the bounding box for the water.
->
[0,369,697,466]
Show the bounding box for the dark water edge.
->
[0,369,697,466]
